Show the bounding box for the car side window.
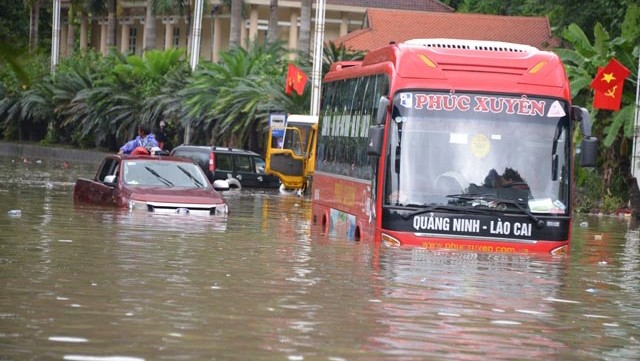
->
[216,154,233,171]
[235,155,252,172]
[97,159,118,182]
[253,156,266,174]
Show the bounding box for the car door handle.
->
[257,176,263,182]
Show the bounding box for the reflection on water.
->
[0,155,639,360]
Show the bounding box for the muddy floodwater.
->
[1,154,639,360]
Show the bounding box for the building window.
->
[129,27,137,53]
[173,27,180,47]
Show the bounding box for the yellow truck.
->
[265,114,318,193]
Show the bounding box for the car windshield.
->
[123,160,209,188]
[384,91,571,215]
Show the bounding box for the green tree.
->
[556,3,639,209]
[85,0,118,50]
[53,48,188,149]
[182,41,299,149]
[0,47,48,141]
[322,41,366,74]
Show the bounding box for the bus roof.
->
[403,38,540,53]
[325,38,569,99]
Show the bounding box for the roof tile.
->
[327,0,453,12]
[335,8,560,51]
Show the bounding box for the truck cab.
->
[265,114,318,193]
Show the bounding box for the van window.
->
[236,155,252,172]
[216,154,233,171]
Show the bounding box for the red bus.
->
[310,39,597,255]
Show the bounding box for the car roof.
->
[172,145,261,157]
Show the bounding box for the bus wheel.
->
[321,214,328,234]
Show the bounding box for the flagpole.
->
[51,0,61,73]
[310,0,326,116]
[632,55,640,185]
[184,0,204,145]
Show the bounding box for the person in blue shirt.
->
[118,124,159,155]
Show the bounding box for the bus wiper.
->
[177,165,205,188]
[144,166,174,187]
[399,204,487,220]
[446,194,545,229]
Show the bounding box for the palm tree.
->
[85,0,118,51]
[106,0,117,49]
[229,0,243,48]
[143,0,156,52]
[66,0,84,56]
[297,0,312,57]
[322,41,365,74]
[26,0,41,53]
[266,0,278,44]
[182,41,299,149]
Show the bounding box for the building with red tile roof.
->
[326,0,453,12]
[333,8,560,51]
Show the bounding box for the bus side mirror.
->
[376,96,390,125]
[580,137,598,167]
[367,126,385,157]
[572,105,598,168]
[572,106,592,137]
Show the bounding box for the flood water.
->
[1,155,639,361]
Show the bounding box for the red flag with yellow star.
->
[590,58,630,92]
[593,82,624,111]
[285,64,308,96]
[592,65,625,111]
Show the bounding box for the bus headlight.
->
[550,244,568,255]
[381,233,401,247]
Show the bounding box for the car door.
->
[251,156,280,188]
[232,154,260,188]
[85,158,119,205]
[213,152,234,183]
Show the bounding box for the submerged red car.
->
[74,154,228,216]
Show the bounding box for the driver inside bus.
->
[482,167,527,188]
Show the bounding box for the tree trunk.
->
[66,6,75,56]
[297,0,312,56]
[143,0,156,52]
[266,0,278,44]
[28,0,41,53]
[106,0,117,49]
[230,0,243,48]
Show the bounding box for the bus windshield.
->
[384,91,571,215]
